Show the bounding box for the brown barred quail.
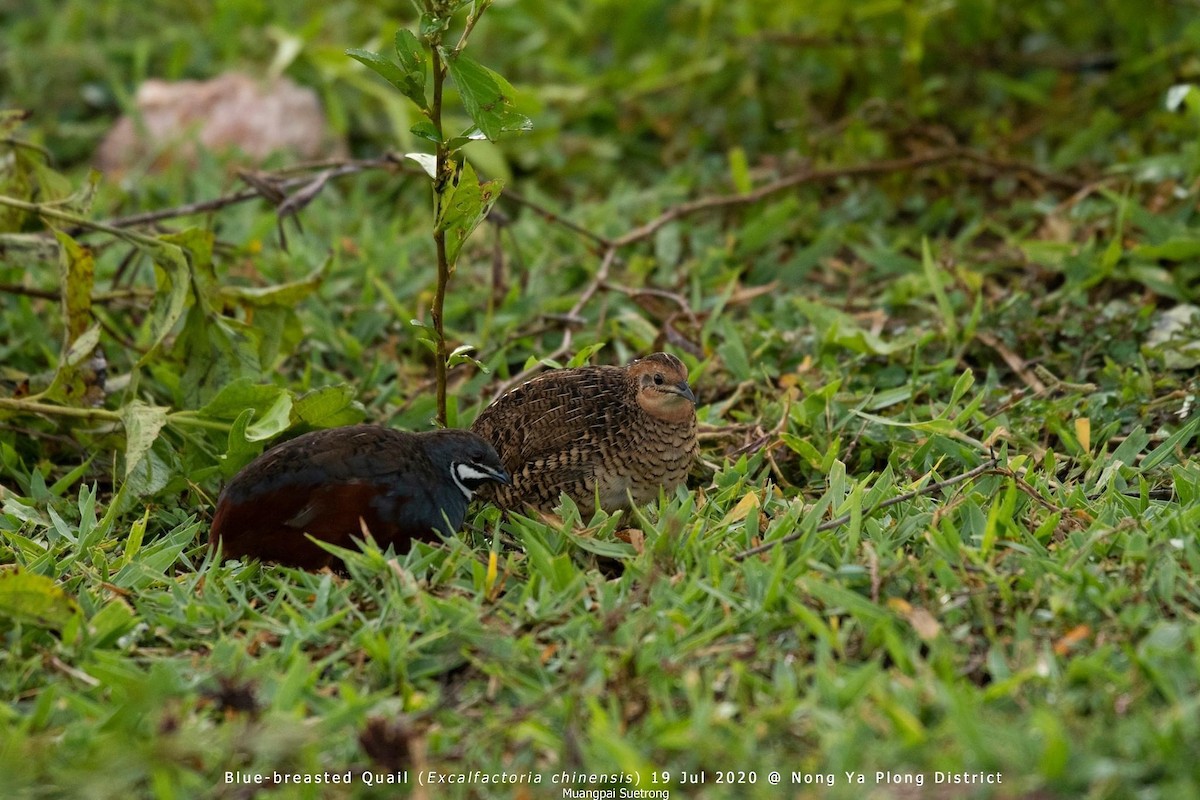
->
[209,426,510,570]
[470,352,699,517]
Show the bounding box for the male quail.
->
[209,425,510,569]
[471,352,698,517]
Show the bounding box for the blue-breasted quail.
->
[209,425,510,569]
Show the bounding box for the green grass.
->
[3,0,1200,797]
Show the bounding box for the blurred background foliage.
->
[2,0,1200,796]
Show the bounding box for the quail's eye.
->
[653,374,664,386]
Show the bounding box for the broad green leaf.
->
[292,385,365,428]
[245,389,293,442]
[0,569,81,631]
[348,37,427,110]
[161,228,217,311]
[0,108,29,137]
[222,408,262,478]
[120,401,169,480]
[140,240,191,366]
[249,306,304,371]
[200,378,289,420]
[410,119,441,143]
[444,52,531,140]
[37,231,102,405]
[220,261,325,308]
[123,443,174,500]
[437,161,503,264]
[347,43,428,111]
[393,28,428,109]
[35,163,98,213]
[173,307,262,407]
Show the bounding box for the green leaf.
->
[794,299,917,356]
[222,408,262,478]
[88,598,138,648]
[922,237,958,341]
[122,443,174,500]
[173,307,262,407]
[728,146,752,193]
[220,261,325,308]
[1133,238,1200,262]
[1142,415,1200,471]
[160,228,217,311]
[447,344,488,372]
[567,342,607,368]
[347,42,428,111]
[444,52,531,140]
[120,401,169,480]
[140,240,191,366]
[245,389,294,442]
[199,378,290,421]
[437,161,503,265]
[39,323,102,405]
[393,28,428,109]
[410,119,441,143]
[292,385,365,428]
[0,569,81,631]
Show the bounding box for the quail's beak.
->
[673,381,697,405]
[491,466,513,486]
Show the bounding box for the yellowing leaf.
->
[1075,417,1091,453]
[722,490,761,525]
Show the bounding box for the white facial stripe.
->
[455,464,499,483]
[451,464,474,501]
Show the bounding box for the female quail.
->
[209,425,510,569]
[471,352,698,517]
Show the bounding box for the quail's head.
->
[422,429,511,501]
[629,352,697,423]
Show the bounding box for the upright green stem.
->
[430,43,449,428]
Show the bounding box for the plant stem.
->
[0,195,164,249]
[0,397,121,422]
[430,42,449,427]
[0,398,234,434]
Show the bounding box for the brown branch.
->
[0,283,155,304]
[611,148,975,247]
[500,189,613,249]
[65,156,405,235]
[501,147,1082,254]
[733,458,998,561]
